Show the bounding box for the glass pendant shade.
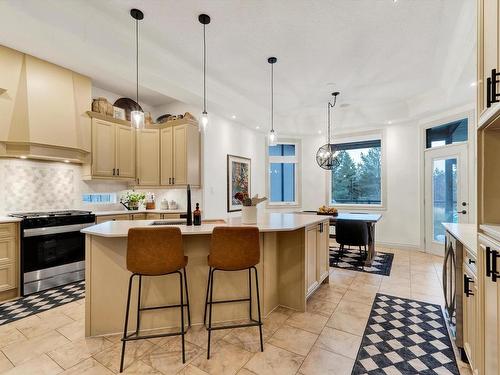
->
[316,143,340,170]
[200,111,209,132]
[131,110,145,129]
[268,129,277,146]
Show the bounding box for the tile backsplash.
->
[0,158,202,215]
[0,159,78,213]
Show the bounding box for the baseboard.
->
[375,241,424,252]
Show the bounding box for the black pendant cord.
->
[327,93,338,145]
[135,16,139,106]
[203,23,207,113]
[271,62,274,132]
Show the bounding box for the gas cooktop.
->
[9,210,92,219]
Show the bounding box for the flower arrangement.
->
[121,191,145,210]
[234,192,267,207]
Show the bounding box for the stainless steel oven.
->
[10,210,95,295]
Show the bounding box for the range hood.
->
[0,45,91,163]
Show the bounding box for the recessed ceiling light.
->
[64,160,70,163]
[256,126,260,130]
[470,81,477,87]
[318,130,322,134]
[19,155,27,159]
[387,120,393,125]
[231,115,236,119]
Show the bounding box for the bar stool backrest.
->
[127,227,184,275]
[209,227,260,270]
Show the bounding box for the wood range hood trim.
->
[0,45,91,163]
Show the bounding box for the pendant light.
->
[268,57,278,146]
[316,92,340,170]
[199,14,211,132]
[130,8,144,129]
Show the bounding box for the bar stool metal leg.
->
[136,275,142,336]
[183,268,191,327]
[120,274,135,373]
[179,271,186,364]
[203,267,211,326]
[252,266,264,352]
[248,269,252,321]
[207,268,215,359]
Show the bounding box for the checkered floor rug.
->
[0,281,85,326]
[330,246,394,276]
[353,293,459,375]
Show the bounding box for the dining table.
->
[301,211,382,266]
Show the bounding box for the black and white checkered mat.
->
[330,246,394,276]
[0,281,85,326]
[353,294,459,375]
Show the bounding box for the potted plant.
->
[121,191,145,210]
[234,193,267,224]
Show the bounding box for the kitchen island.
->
[82,213,330,337]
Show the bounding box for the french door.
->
[424,143,469,255]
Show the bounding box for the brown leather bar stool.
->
[120,227,191,373]
[204,227,263,359]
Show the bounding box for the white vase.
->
[241,206,257,224]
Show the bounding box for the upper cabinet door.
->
[115,125,135,178]
[137,129,160,185]
[173,125,188,185]
[92,119,116,177]
[160,127,173,185]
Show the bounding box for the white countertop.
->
[480,224,500,243]
[92,209,185,216]
[0,216,22,223]
[443,223,477,254]
[82,212,329,237]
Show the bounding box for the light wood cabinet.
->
[95,214,130,224]
[0,223,18,298]
[116,125,135,178]
[478,235,500,375]
[317,222,330,282]
[477,0,500,127]
[160,123,200,187]
[136,129,160,186]
[463,254,479,374]
[305,221,330,298]
[306,226,318,295]
[90,118,135,179]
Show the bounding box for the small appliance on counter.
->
[9,210,96,296]
[169,200,178,210]
[160,199,169,210]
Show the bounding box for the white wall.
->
[301,123,422,249]
[152,101,266,220]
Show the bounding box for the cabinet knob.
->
[113,168,116,176]
[117,168,120,176]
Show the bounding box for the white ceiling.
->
[0,0,475,135]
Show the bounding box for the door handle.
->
[461,202,467,206]
[172,177,175,184]
[457,210,467,214]
[492,249,500,283]
[117,168,120,176]
[169,177,172,184]
[464,274,474,297]
[486,247,492,277]
[112,168,116,176]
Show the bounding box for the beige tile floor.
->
[0,247,473,375]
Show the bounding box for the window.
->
[426,119,468,149]
[330,139,382,206]
[268,142,299,205]
[82,193,117,204]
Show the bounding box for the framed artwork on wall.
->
[227,154,251,212]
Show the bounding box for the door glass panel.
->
[433,158,457,242]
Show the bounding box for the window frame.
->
[326,130,386,211]
[266,139,301,208]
